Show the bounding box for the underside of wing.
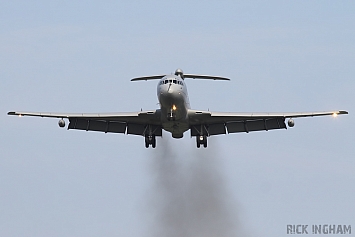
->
[188,110,348,136]
[8,110,163,136]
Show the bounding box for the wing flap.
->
[226,118,286,133]
[68,118,162,136]
[68,118,127,133]
[208,123,227,135]
[190,118,286,137]
[127,124,162,136]
[106,122,127,133]
[190,124,227,136]
[127,123,146,135]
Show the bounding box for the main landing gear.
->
[196,135,207,148]
[145,135,156,148]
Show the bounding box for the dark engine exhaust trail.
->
[148,138,243,237]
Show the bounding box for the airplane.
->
[8,68,348,148]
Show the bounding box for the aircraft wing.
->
[188,110,348,136]
[7,110,163,136]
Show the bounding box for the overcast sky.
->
[1,1,354,237]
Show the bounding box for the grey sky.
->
[1,1,354,236]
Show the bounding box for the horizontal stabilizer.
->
[184,74,230,80]
[131,75,165,81]
[130,73,230,81]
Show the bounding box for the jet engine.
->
[174,68,184,78]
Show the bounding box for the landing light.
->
[18,114,22,117]
[172,105,177,111]
[332,112,338,117]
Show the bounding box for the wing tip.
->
[338,110,348,115]
[7,111,16,116]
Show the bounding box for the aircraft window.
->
[173,80,177,84]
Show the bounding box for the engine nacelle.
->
[174,68,184,78]
[287,118,295,127]
[58,119,65,128]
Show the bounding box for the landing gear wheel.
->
[196,135,207,148]
[145,135,156,148]
[151,135,156,148]
[145,136,149,148]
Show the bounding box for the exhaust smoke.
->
[148,138,243,237]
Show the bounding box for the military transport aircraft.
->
[8,69,348,148]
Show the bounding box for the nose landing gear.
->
[167,109,176,121]
[196,135,207,148]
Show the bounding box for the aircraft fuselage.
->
[157,75,190,138]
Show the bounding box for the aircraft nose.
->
[161,90,174,98]
[159,85,181,101]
